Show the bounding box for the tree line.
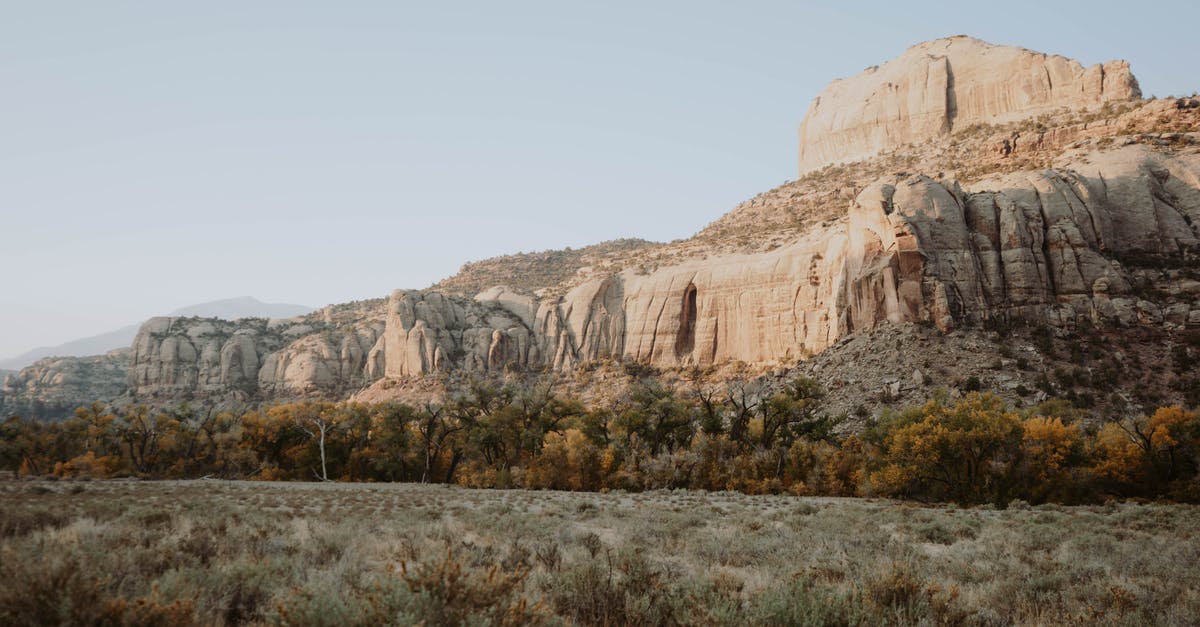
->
[2,372,1197,505]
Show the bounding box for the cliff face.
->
[797,36,1141,176]
[369,144,1197,378]
[127,132,1198,403]
[127,302,386,402]
[850,146,1199,331]
[6,37,1198,419]
[1,350,129,420]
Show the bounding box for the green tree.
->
[614,379,694,457]
[361,402,419,481]
[414,403,470,483]
[757,376,832,448]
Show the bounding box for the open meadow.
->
[1,479,1198,625]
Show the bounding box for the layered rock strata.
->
[798,36,1141,175]
[5,37,1197,420]
[373,145,1198,377]
[41,142,1198,412]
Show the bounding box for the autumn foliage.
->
[2,375,1198,505]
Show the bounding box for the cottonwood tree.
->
[871,393,1024,505]
[331,403,375,481]
[72,401,117,457]
[117,405,179,475]
[508,374,578,460]
[453,376,515,475]
[168,404,230,474]
[1098,406,1200,493]
[0,416,48,476]
[1014,415,1084,503]
[243,408,307,477]
[292,403,341,482]
[361,403,419,481]
[758,377,833,449]
[615,379,694,458]
[724,379,762,447]
[690,382,726,437]
[414,403,471,483]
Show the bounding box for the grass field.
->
[1,479,1198,626]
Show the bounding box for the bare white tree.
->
[296,406,339,481]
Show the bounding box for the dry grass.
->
[429,238,660,297]
[1,479,1198,625]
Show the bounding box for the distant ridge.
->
[167,296,312,320]
[0,297,312,370]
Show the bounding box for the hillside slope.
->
[4,36,1198,421]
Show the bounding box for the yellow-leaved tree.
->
[1094,406,1200,498]
[870,393,1023,505]
[1017,416,1084,503]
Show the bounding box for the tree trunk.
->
[422,442,434,484]
[318,424,328,481]
[445,450,463,484]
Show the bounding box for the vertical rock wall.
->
[797,36,1141,175]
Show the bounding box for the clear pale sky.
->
[2,1,1197,358]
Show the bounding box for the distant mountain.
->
[167,296,312,321]
[0,297,312,370]
[0,324,143,371]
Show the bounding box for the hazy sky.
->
[3,1,1197,358]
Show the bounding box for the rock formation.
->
[127,304,385,401]
[1,350,129,421]
[359,137,1198,381]
[5,36,1198,420]
[848,145,1199,332]
[797,36,1141,175]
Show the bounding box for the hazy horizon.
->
[4,0,1198,359]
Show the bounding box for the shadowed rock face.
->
[127,307,385,401]
[797,36,1141,175]
[851,146,1198,331]
[1,351,129,421]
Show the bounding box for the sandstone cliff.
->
[127,299,386,402]
[8,37,1199,420]
[35,149,1190,417]
[368,144,1198,378]
[797,36,1141,176]
[1,350,129,421]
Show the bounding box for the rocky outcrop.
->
[846,145,1199,332]
[1,350,129,420]
[128,302,386,401]
[380,291,533,376]
[20,138,1198,413]
[256,322,385,395]
[3,305,389,418]
[126,145,1200,397]
[797,36,1141,175]
[378,146,1200,376]
[14,37,1198,417]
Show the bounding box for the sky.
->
[2,0,1198,358]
